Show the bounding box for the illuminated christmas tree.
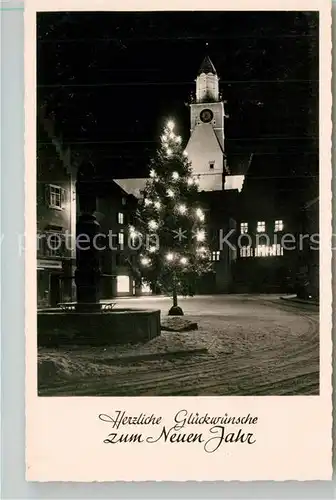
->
[131,120,212,315]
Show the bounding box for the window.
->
[50,186,61,208]
[118,231,124,246]
[240,246,253,258]
[257,221,266,233]
[47,184,65,209]
[255,244,284,257]
[274,220,284,232]
[240,222,248,234]
[270,244,284,256]
[117,275,130,294]
[209,161,215,170]
[211,251,220,261]
[45,232,63,257]
[121,197,127,206]
[118,212,124,224]
[255,244,268,257]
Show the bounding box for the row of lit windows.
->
[210,246,284,260]
[240,244,284,258]
[240,220,284,234]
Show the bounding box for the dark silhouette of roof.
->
[198,56,217,75]
[228,153,253,176]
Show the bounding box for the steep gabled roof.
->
[114,178,147,198]
[185,122,224,157]
[198,56,217,75]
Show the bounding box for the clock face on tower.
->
[200,108,213,123]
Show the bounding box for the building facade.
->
[232,215,290,293]
[294,196,319,299]
[95,181,145,297]
[230,176,293,293]
[37,109,77,307]
[196,190,239,293]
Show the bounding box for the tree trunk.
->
[172,283,178,307]
[168,274,183,315]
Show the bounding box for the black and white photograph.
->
[36,10,321,397]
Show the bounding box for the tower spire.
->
[198,55,217,76]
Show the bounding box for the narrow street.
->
[38,295,319,396]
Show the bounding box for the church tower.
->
[185,56,229,191]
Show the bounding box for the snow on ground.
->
[38,325,208,384]
[38,296,319,396]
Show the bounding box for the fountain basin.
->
[38,308,161,347]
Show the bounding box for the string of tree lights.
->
[131,120,212,314]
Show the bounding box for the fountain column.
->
[74,161,102,312]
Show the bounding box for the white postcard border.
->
[25,0,333,482]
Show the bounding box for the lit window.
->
[117,275,130,294]
[240,246,253,258]
[274,220,284,232]
[255,244,267,257]
[118,212,124,224]
[270,244,284,256]
[209,161,215,170]
[211,251,220,261]
[118,231,124,245]
[47,184,64,209]
[255,244,284,257]
[240,222,248,234]
[269,245,276,256]
[257,221,266,233]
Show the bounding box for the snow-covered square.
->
[38,295,319,396]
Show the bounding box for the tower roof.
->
[198,56,217,75]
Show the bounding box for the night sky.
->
[37,11,319,202]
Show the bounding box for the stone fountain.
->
[38,161,161,348]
